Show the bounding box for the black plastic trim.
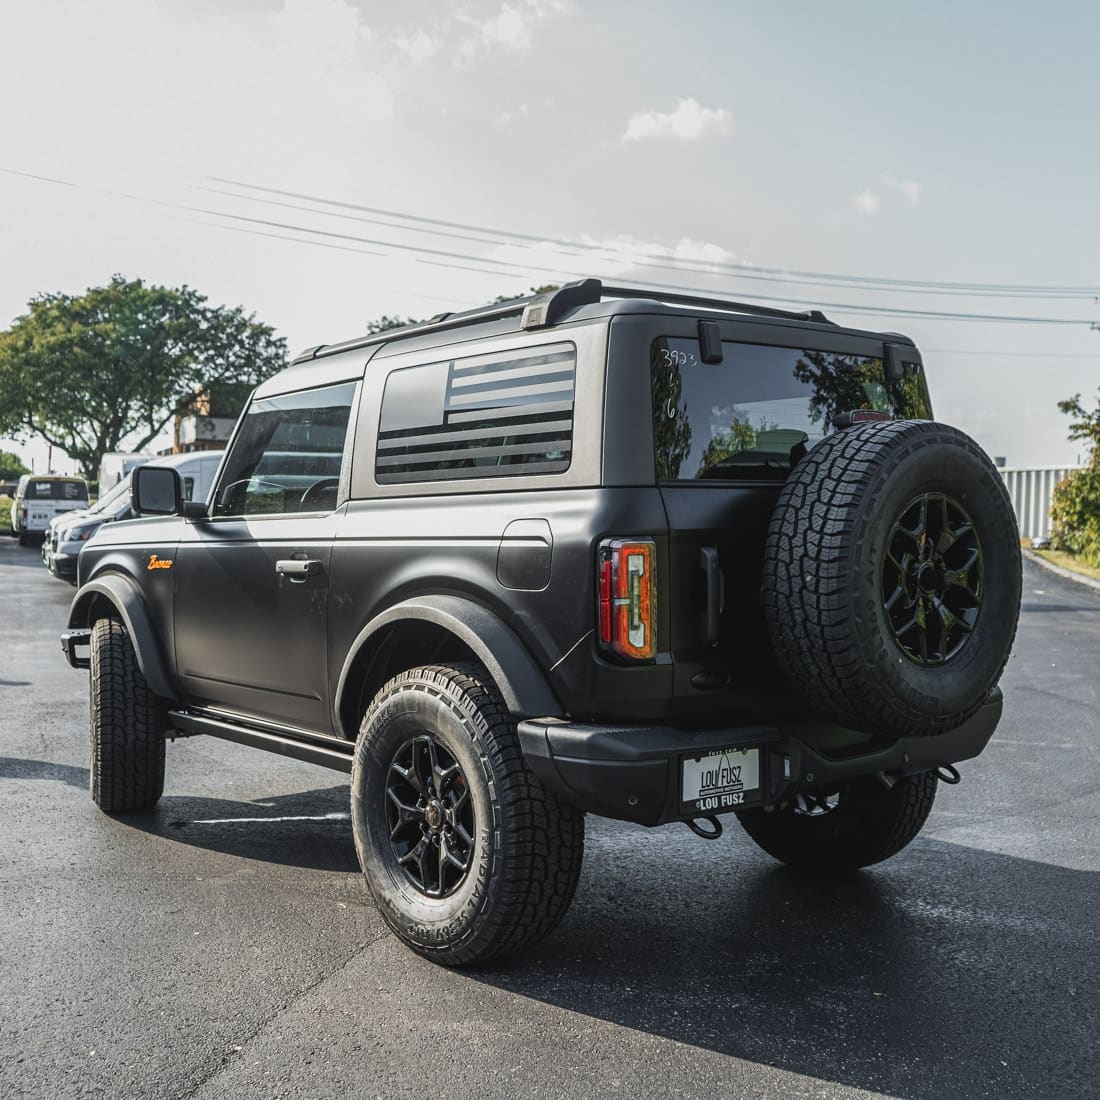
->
[66,574,177,700]
[334,594,563,735]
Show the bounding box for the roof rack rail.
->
[292,298,530,364]
[600,284,833,326]
[291,277,834,363]
[518,278,832,328]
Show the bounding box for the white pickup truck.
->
[9,476,89,546]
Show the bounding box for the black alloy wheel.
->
[882,492,983,666]
[386,735,475,898]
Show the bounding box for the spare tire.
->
[763,420,1021,738]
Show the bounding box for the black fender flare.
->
[335,594,562,734]
[68,574,177,701]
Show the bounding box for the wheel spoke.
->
[883,492,982,666]
[386,734,475,899]
[390,760,424,796]
[440,832,468,872]
[433,760,460,795]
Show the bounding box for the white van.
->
[97,453,153,493]
[44,451,223,582]
[10,476,90,545]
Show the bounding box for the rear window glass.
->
[652,338,931,481]
[28,479,88,501]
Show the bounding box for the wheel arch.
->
[68,574,177,701]
[335,595,563,739]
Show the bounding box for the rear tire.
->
[90,618,167,813]
[736,772,937,873]
[351,664,584,966]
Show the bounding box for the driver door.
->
[172,380,357,735]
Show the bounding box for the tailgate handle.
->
[699,546,724,645]
[275,558,322,581]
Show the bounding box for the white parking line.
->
[187,812,351,825]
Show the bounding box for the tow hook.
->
[934,763,962,784]
[876,771,897,790]
[685,815,723,840]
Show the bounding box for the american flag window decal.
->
[375,343,576,484]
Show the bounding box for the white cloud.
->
[482,232,736,282]
[495,103,531,125]
[622,97,733,143]
[884,175,922,205]
[852,190,881,215]
[393,28,439,63]
[456,0,573,60]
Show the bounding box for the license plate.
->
[681,747,760,814]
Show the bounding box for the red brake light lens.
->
[597,538,657,660]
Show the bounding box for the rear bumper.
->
[518,688,1003,826]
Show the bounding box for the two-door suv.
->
[62,280,1022,965]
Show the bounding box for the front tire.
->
[351,664,584,966]
[736,771,937,873]
[90,618,167,813]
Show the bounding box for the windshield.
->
[90,474,132,513]
[652,337,932,481]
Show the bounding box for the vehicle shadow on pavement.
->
[129,785,360,873]
[0,756,89,787]
[469,828,1097,1100]
[0,543,50,568]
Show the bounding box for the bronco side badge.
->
[147,554,173,571]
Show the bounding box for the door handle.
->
[275,558,322,581]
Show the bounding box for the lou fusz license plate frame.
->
[679,746,762,815]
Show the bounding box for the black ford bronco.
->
[62,279,1021,965]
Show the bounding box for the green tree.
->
[0,276,286,478]
[1050,389,1100,566]
[0,449,30,480]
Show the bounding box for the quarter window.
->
[375,343,576,484]
[212,382,356,516]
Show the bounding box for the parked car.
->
[62,279,1022,966]
[97,452,153,493]
[1030,535,1052,550]
[10,475,89,545]
[45,451,223,583]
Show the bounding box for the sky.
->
[1,0,1098,474]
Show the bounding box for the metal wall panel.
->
[1000,466,1079,538]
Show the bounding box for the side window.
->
[212,381,357,517]
[375,342,575,484]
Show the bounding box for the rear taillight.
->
[597,538,657,660]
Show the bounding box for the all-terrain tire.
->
[763,420,1021,738]
[351,664,584,966]
[90,617,167,813]
[737,771,938,872]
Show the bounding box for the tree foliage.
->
[0,449,30,481]
[0,276,286,477]
[1051,389,1100,566]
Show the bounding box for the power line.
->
[207,174,1100,300]
[5,165,1100,327]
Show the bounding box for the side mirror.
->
[132,466,181,516]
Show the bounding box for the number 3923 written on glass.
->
[660,347,697,368]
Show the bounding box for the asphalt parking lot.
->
[1,535,1097,1100]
